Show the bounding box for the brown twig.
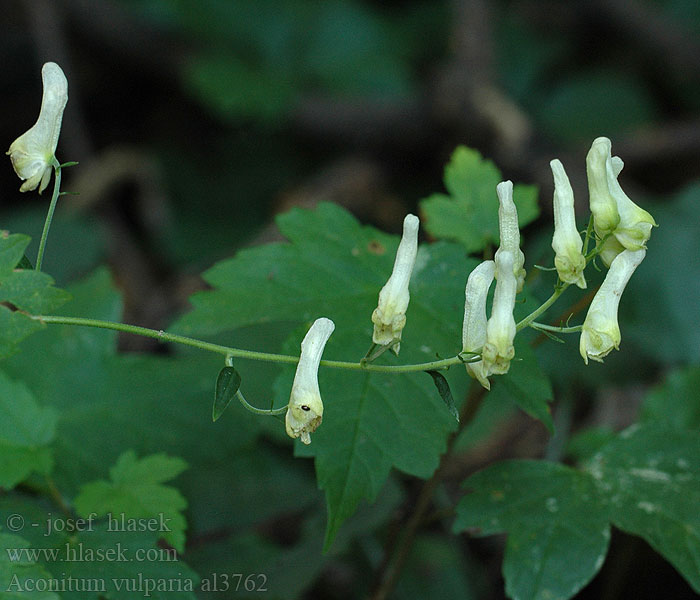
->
[368,382,487,600]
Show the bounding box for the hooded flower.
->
[482,250,517,375]
[586,137,656,263]
[371,213,419,354]
[494,181,526,292]
[462,260,496,389]
[7,62,68,194]
[550,159,586,288]
[286,317,335,445]
[580,249,645,364]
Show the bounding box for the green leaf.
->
[275,323,460,550]
[0,270,72,314]
[454,460,610,600]
[419,147,539,253]
[74,451,188,552]
[586,424,700,593]
[640,365,700,430]
[0,234,70,358]
[213,366,242,421]
[0,233,31,275]
[490,341,554,432]
[426,370,459,422]
[0,531,60,600]
[0,371,56,488]
[565,426,617,462]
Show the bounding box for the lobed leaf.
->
[420,147,539,253]
[74,451,189,552]
[454,460,610,600]
[0,233,70,358]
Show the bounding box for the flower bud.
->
[286,317,335,444]
[550,159,586,288]
[7,62,68,193]
[462,260,496,389]
[494,181,526,292]
[371,214,419,354]
[482,250,517,375]
[579,249,645,364]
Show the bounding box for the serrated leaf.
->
[0,234,70,358]
[587,424,700,593]
[171,201,554,546]
[0,233,31,275]
[74,451,188,552]
[0,270,72,314]
[275,323,460,550]
[0,531,60,600]
[426,370,459,422]
[420,147,539,253]
[454,460,610,600]
[490,341,554,432]
[213,366,241,421]
[189,204,478,551]
[0,371,56,488]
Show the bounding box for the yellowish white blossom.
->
[7,62,68,194]
[586,137,656,262]
[482,250,517,375]
[286,317,335,445]
[461,260,496,390]
[579,249,645,364]
[550,159,586,288]
[494,181,526,292]
[371,214,419,354]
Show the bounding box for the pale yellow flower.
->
[482,250,517,375]
[586,137,656,263]
[494,181,526,292]
[550,159,586,288]
[286,317,335,445]
[7,62,68,193]
[462,260,496,389]
[580,249,645,364]
[371,214,419,354]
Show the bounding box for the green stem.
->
[236,390,287,416]
[515,283,570,332]
[30,315,469,374]
[35,162,62,272]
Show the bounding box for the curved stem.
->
[515,283,569,332]
[35,163,62,271]
[30,315,469,374]
[236,390,287,416]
